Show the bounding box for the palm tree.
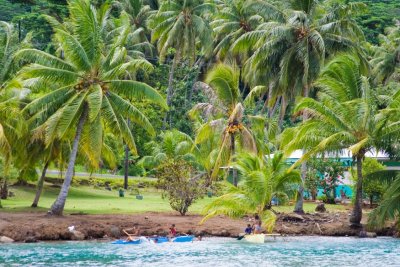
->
[370,24,400,85]
[191,64,256,186]
[111,0,155,57]
[150,0,214,128]
[281,54,384,226]
[0,21,30,204]
[235,0,366,120]
[368,174,400,230]
[234,0,366,212]
[201,152,301,232]
[139,129,196,170]
[212,0,282,61]
[16,0,167,215]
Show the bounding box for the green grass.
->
[1,185,348,215]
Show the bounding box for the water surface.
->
[1,237,399,267]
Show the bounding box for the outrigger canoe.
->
[112,235,194,244]
[244,234,281,244]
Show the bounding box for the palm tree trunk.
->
[230,133,238,186]
[124,119,130,190]
[31,161,49,207]
[187,57,204,106]
[294,85,310,214]
[0,157,10,200]
[124,145,129,190]
[350,153,364,226]
[163,50,180,130]
[278,96,287,129]
[0,178,7,200]
[48,105,88,216]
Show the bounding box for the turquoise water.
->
[1,237,399,267]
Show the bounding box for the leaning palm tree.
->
[191,64,256,186]
[149,0,214,128]
[15,0,167,215]
[281,54,384,226]
[201,152,301,232]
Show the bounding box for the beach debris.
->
[281,213,305,222]
[68,226,75,232]
[0,236,14,243]
[315,223,323,234]
[71,230,85,240]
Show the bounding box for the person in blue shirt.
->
[245,224,253,235]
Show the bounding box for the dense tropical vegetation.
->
[0,0,399,231]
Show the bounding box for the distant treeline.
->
[0,0,399,48]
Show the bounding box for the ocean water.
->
[0,236,399,267]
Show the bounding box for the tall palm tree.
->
[281,54,384,226]
[191,64,256,186]
[150,0,214,128]
[234,0,366,212]
[16,0,167,215]
[201,152,301,232]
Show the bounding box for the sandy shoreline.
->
[0,211,396,242]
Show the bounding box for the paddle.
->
[237,234,246,240]
[123,230,139,241]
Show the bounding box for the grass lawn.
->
[1,185,348,215]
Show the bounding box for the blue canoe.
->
[112,239,141,245]
[112,235,194,244]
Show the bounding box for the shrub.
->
[156,159,206,215]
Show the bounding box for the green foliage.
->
[352,0,400,44]
[359,158,386,205]
[201,152,301,233]
[368,174,400,229]
[156,159,206,215]
[306,158,345,203]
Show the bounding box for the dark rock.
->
[109,226,121,238]
[359,231,376,238]
[24,236,37,243]
[315,203,326,213]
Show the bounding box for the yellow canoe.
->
[244,234,281,244]
[244,234,266,243]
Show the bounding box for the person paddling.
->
[169,224,177,238]
[123,226,140,241]
[245,224,252,235]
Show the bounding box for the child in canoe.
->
[245,224,253,235]
[169,224,177,238]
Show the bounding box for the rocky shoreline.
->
[0,211,397,243]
